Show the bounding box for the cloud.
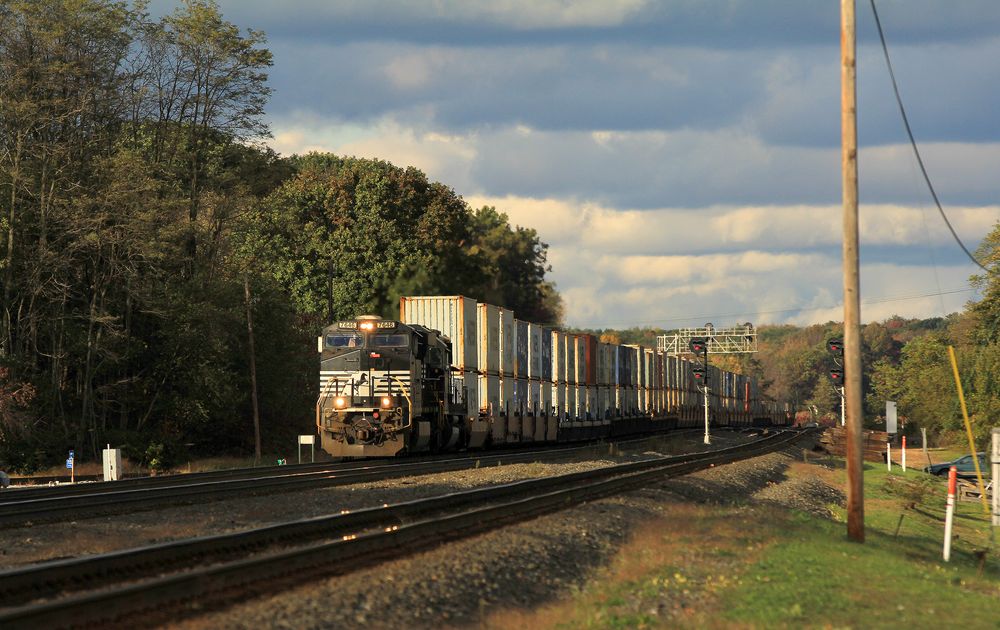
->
[462,193,993,328]
[211,0,1000,331]
[150,1,1000,49]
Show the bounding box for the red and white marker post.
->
[943,466,957,562]
[901,435,907,472]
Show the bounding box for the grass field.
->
[487,457,1000,629]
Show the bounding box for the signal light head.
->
[827,338,844,355]
[692,366,706,382]
[829,368,844,384]
[689,337,707,356]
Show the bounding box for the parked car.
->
[924,453,989,478]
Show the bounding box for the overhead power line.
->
[868,0,989,273]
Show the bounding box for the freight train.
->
[316,296,790,457]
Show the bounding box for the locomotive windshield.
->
[370,334,409,347]
[325,333,363,348]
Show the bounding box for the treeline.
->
[0,0,560,472]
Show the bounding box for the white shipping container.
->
[479,373,500,416]
[575,336,587,385]
[477,303,501,374]
[553,378,565,418]
[541,381,553,417]
[400,295,478,372]
[500,376,515,415]
[527,380,541,415]
[499,308,515,377]
[565,383,577,421]
[452,370,479,419]
[552,331,566,383]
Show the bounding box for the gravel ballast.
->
[0,432,722,569]
[170,435,838,630]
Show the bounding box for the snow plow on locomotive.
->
[316,297,790,458]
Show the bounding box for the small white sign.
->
[298,434,316,446]
[886,400,898,434]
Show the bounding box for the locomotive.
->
[317,298,790,458]
[316,316,471,457]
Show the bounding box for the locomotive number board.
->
[338,321,397,329]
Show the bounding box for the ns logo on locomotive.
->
[316,296,791,458]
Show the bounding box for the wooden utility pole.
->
[841,0,865,542]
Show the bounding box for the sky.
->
[154,1,1000,329]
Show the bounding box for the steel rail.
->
[0,430,711,523]
[0,430,804,629]
[0,428,710,499]
[0,440,605,502]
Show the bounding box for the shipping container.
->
[541,380,553,417]
[499,308,515,377]
[479,373,500,416]
[500,376,515,415]
[596,386,610,421]
[477,303,500,374]
[564,335,577,386]
[595,343,611,386]
[515,319,529,378]
[527,379,541,415]
[566,383,577,421]
[400,295,478,372]
[608,344,621,386]
[540,328,553,381]
[585,386,598,421]
[452,370,479,419]
[528,324,544,380]
[514,378,528,415]
[553,377,566,419]
[551,331,566,383]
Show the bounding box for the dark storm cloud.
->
[144,2,1000,147]
[263,36,1000,149]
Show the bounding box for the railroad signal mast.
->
[657,323,759,446]
[689,336,711,444]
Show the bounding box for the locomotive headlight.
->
[335,397,347,408]
[360,321,375,331]
[381,396,393,408]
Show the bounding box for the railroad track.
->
[0,428,805,629]
[0,430,712,526]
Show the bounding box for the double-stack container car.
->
[316,295,790,457]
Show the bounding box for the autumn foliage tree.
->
[0,2,564,473]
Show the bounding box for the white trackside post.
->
[887,442,891,472]
[901,435,907,472]
[943,466,957,562]
[703,386,710,445]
